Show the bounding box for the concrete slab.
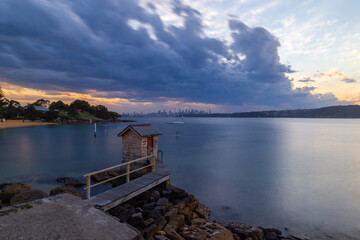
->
[0,194,143,240]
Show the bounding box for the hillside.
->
[184,105,360,118]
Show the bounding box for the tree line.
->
[0,87,120,121]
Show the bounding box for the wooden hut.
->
[118,124,162,162]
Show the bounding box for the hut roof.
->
[118,124,162,138]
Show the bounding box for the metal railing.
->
[83,154,156,199]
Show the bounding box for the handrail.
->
[83,154,156,199]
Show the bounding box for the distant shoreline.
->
[0,119,136,129]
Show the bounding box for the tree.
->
[69,100,91,112]
[109,111,121,120]
[0,87,4,118]
[3,99,23,119]
[94,105,110,119]
[49,101,69,111]
[24,104,37,120]
[33,98,50,107]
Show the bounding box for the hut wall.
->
[122,130,142,161]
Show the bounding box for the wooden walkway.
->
[86,167,170,211]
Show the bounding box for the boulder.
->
[265,231,277,240]
[164,214,185,232]
[194,203,210,219]
[49,186,85,199]
[56,177,85,188]
[228,222,263,240]
[155,205,166,215]
[144,218,156,227]
[108,203,136,222]
[156,198,169,208]
[166,230,185,240]
[179,218,234,240]
[154,235,170,240]
[144,202,156,211]
[0,183,32,204]
[169,186,187,199]
[150,190,161,202]
[165,208,178,221]
[149,209,163,221]
[128,212,144,228]
[10,190,49,205]
[143,223,162,239]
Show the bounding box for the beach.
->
[0,120,57,129]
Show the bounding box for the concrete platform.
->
[0,194,143,240]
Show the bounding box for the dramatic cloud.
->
[0,0,348,110]
[298,78,315,83]
[341,78,357,83]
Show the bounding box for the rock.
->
[194,203,210,219]
[179,218,234,240]
[10,190,49,205]
[56,177,85,188]
[108,203,136,222]
[169,186,187,199]
[157,231,166,236]
[144,202,156,210]
[143,223,162,239]
[265,231,277,240]
[156,198,169,208]
[0,183,32,204]
[144,218,156,227]
[155,205,166,215]
[228,222,263,240]
[154,235,170,240]
[188,199,199,211]
[263,228,282,236]
[0,200,2,209]
[179,207,195,223]
[150,190,161,202]
[166,230,185,240]
[174,196,192,211]
[162,189,172,198]
[91,170,119,183]
[164,214,185,232]
[49,186,85,199]
[164,208,178,221]
[128,212,144,228]
[149,209,163,220]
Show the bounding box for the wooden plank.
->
[100,175,170,211]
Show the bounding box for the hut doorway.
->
[147,137,153,155]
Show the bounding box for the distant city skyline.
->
[0,0,359,113]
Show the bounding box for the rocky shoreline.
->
[0,180,308,240]
[106,183,308,240]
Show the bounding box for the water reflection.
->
[1,118,360,238]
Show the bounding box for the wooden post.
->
[126,163,130,182]
[152,155,156,172]
[86,176,91,199]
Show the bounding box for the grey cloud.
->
[0,0,349,109]
[341,78,357,83]
[298,78,315,83]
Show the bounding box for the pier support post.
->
[86,176,91,199]
[126,163,130,182]
[152,155,156,172]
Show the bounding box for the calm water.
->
[1,118,360,239]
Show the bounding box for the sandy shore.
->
[0,120,57,129]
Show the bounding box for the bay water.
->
[1,118,360,239]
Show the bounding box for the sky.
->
[0,0,359,113]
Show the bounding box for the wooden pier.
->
[83,154,170,211]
